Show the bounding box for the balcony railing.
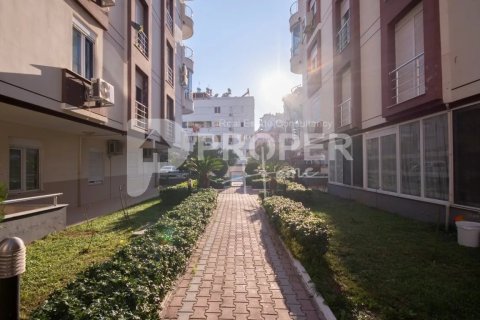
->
[184,5,193,19]
[135,30,148,57]
[183,46,193,59]
[166,11,174,35]
[290,1,299,16]
[135,101,148,130]
[166,66,174,87]
[339,98,352,127]
[390,52,425,104]
[336,17,351,53]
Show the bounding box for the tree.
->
[186,156,225,188]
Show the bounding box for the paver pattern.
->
[161,187,325,320]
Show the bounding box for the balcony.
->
[339,98,352,127]
[135,101,148,130]
[390,52,425,104]
[183,90,194,114]
[166,10,174,35]
[290,45,304,74]
[135,30,148,57]
[336,16,350,53]
[182,4,194,40]
[289,1,301,27]
[183,45,194,70]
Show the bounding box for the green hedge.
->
[262,196,329,257]
[31,189,218,320]
[159,180,197,205]
[281,181,313,204]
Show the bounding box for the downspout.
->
[446,104,454,231]
[77,136,83,207]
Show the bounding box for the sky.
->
[187,0,301,129]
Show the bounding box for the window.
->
[166,96,174,121]
[393,2,425,103]
[9,147,40,192]
[381,134,397,192]
[88,150,104,185]
[72,21,95,79]
[454,106,480,207]
[135,0,148,56]
[352,135,363,187]
[135,69,148,130]
[308,43,318,73]
[240,122,245,127]
[309,0,317,16]
[400,121,421,196]
[182,122,187,128]
[166,42,174,86]
[424,115,448,200]
[214,107,221,113]
[340,67,352,126]
[215,135,222,142]
[335,141,343,183]
[291,22,302,56]
[366,138,380,189]
[337,0,351,52]
[343,145,352,185]
[143,148,153,162]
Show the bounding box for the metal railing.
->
[390,52,425,104]
[339,98,352,127]
[135,30,148,57]
[290,1,299,16]
[166,66,174,87]
[336,16,351,53]
[166,11,174,34]
[183,46,193,59]
[135,101,148,130]
[3,193,63,208]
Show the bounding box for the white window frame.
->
[72,17,96,79]
[8,144,41,194]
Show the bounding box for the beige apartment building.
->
[0,0,195,239]
[288,0,480,225]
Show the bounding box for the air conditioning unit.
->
[96,0,116,8]
[91,78,115,106]
[107,140,123,156]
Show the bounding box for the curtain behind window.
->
[424,115,448,200]
[400,122,421,196]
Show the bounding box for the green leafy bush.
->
[281,181,313,203]
[263,196,329,257]
[31,189,217,320]
[159,180,197,205]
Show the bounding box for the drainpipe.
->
[446,104,454,231]
[77,136,83,207]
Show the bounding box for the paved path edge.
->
[262,207,337,320]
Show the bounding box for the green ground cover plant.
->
[30,189,217,320]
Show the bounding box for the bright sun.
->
[260,71,297,107]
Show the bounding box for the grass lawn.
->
[302,192,480,320]
[21,199,170,319]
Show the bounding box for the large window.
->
[454,106,480,207]
[9,147,40,192]
[308,43,319,73]
[135,69,148,130]
[291,23,302,56]
[72,22,94,79]
[352,135,363,187]
[366,138,379,189]
[393,2,425,103]
[88,150,104,185]
[424,114,448,200]
[381,134,397,192]
[400,122,421,196]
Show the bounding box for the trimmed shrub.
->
[159,180,197,205]
[31,189,217,320]
[263,196,329,257]
[282,181,313,204]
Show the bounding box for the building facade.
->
[288,0,480,225]
[182,89,255,158]
[0,0,195,228]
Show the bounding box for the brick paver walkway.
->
[161,188,325,320]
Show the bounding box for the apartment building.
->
[182,89,255,158]
[0,0,195,237]
[288,0,480,225]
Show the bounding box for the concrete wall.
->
[328,183,447,225]
[440,0,480,104]
[0,206,67,244]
